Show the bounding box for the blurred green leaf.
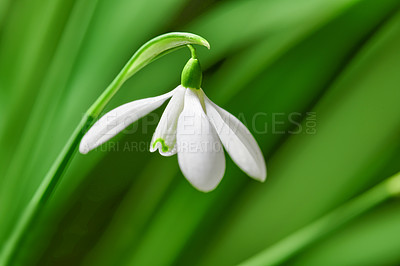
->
[1,0,400,265]
[288,145,400,266]
[0,0,76,175]
[199,6,400,265]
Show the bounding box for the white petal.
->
[177,88,225,192]
[150,85,186,156]
[79,89,175,154]
[203,90,266,181]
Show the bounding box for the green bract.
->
[125,33,210,79]
[87,32,210,117]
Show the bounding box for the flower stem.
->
[239,171,400,266]
[0,32,210,266]
[187,44,198,59]
[0,115,92,265]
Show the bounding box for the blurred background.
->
[1,0,400,265]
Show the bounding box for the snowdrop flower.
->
[80,46,266,192]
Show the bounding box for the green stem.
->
[187,44,198,59]
[239,171,400,266]
[0,32,210,266]
[0,115,92,265]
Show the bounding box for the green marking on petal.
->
[153,138,169,153]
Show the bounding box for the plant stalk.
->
[0,32,210,266]
[0,115,92,265]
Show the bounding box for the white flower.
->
[80,85,266,192]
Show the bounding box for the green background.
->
[1,0,400,265]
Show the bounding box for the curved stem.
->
[87,33,209,117]
[239,171,400,266]
[187,44,198,59]
[0,32,210,266]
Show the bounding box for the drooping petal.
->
[79,89,175,154]
[177,88,225,192]
[203,90,266,181]
[150,85,186,156]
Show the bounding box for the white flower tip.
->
[257,170,267,183]
[149,145,156,153]
[251,163,267,183]
[189,178,220,193]
[79,141,90,154]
